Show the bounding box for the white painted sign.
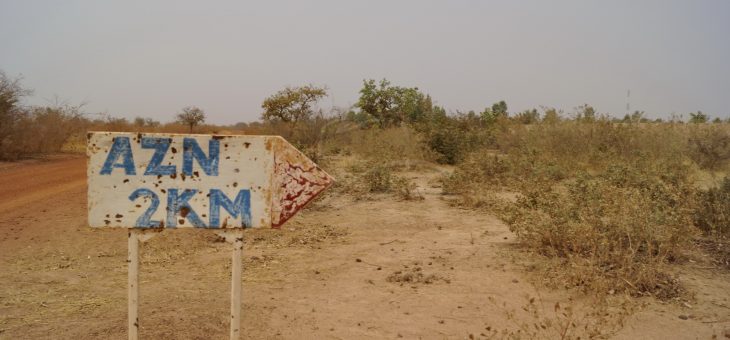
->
[87,132,333,229]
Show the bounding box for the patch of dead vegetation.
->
[483,294,637,340]
[694,236,730,269]
[387,261,450,286]
[285,224,348,247]
[441,122,730,301]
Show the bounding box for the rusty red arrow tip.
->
[270,136,334,228]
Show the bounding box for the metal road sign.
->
[87,132,334,340]
[87,132,334,229]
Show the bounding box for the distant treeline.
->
[1,71,728,161]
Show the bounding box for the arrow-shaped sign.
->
[87,132,334,229]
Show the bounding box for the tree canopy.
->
[176,106,206,132]
[355,79,434,128]
[261,85,327,125]
[689,111,709,124]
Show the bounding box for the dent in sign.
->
[87,132,333,229]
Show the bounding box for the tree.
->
[480,100,509,125]
[542,107,561,124]
[261,85,327,126]
[176,106,206,132]
[622,110,646,123]
[355,79,432,128]
[513,108,539,124]
[491,100,508,116]
[1,71,31,139]
[134,117,160,128]
[689,111,709,124]
[0,71,32,159]
[575,104,596,122]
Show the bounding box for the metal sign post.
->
[87,132,333,339]
[127,229,158,340]
[230,231,243,340]
[217,229,245,339]
[128,230,139,340]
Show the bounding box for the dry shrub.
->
[687,125,730,170]
[693,176,730,267]
[392,175,424,201]
[441,148,568,196]
[0,105,87,160]
[442,122,690,195]
[417,113,494,165]
[325,126,428,200]
[442,121,723,297]
[693,176,730,235]
[486,294,634,340]
[332,157,425,202]
[501,161,696,298]
[363,163,393,193]
[332,126,426,165]
[257,114,346,165]
[0,72,90,159]
[386,263,449,285]
[493,121,690,175]
[442,151,510,193]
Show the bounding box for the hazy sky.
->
[1,0,729,124]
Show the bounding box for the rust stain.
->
[180,206,190,218]
[270,137,334,228]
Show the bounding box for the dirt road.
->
[0,156,728,339]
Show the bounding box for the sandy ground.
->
[0,155,728,339]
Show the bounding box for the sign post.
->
[87,132,333,339]
[128,230,139,340]
[218,229,245,339]
[231,231,243,339]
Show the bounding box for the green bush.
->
[416,113,493,165]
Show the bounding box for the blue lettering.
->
[128,188,161,228]
[142,137,176,175]
[209,189,251,228]
[100,137,136,175]
[183,138,219,176]
[166,188,205,228]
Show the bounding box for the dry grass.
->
[484,294,636,340]
[5,83,729,304]
[442,121,730,299]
